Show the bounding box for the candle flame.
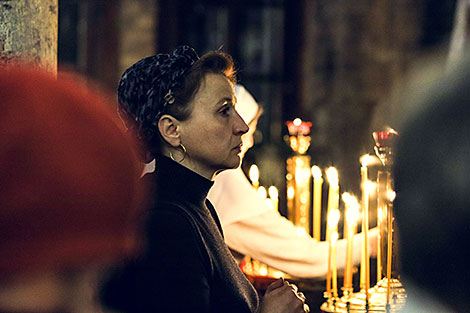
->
[342,192,360,224]
[259,266,268,276]
[258,186,267,199]
[265,199,274,210]
[331,231,339,245]
[388,190,396,202]
[360,154,373,167]
[327,209,340,229]
[296,226,308,236]
[326,167,339,187]
[293,118,302,126]
[249,164,259,183]
[268,186,278,200]
[311,165,322,179]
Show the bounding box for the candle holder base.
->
[321,280,406,313]
[320,296,341,312]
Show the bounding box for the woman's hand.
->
[258,278,309,313]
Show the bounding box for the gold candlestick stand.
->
[286,119,312,234]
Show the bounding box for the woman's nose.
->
[234,112,249,135]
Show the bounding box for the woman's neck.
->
[159,151,217,181]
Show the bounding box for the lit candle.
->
[342,192,360,292]
[311,165,323,241]
[249,164,259,190]
[386,190,396,307]
[331,231,339,298]
[326,167,339,250]
[258,186,267,199]
[326,209,340,298]
[377,196,383,283]
[360,154,372,299]
[268,186,279,212]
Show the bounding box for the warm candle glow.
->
[331,231,339,245]
[295,167,310,184]
[342,193,359,292]
[327,209,340,229]
[265,199,274,210]
[268,186,279,211]
[312,165,323,241]
[258,186,267,199]
[326,208,340,300]
[311,165,322,179]
[360,154,373,168]
[326,167,339,188]
[293,118,302,126]
[268,186,278,200]
[296,226,308,236]
[331,231,339,298]
[259,265,268,276]
[360,155,370,299]
[287,186,295,199]
[249,164,259,188]
[343,194,360,223]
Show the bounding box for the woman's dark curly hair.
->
[117,46,235,159]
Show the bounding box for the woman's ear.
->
[158,114,181,147]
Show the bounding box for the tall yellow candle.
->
[311,165,323,240]
[386,190,396,306]
[326,209,340,299]
[249,164,259,190]
[326,167,339,243]
[377,198,383,283]
[331,231,339,298]
[342,193,359,292]
[360,154,371,299]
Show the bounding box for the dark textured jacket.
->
[101,155,259,313]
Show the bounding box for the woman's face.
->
[178,73,249,179]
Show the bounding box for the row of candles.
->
[248,164,279,212]
[248,151,399,310]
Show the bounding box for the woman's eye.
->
[220,106,232,117]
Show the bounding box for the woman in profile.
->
[101,46,308,313]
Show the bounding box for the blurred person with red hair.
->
[0,65,146,313]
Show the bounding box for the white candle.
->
[249,164,259,189]
[311,165,323,241]
[258,186,267,199]
[268,186,279,212]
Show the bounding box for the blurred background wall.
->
[55,0,458,217]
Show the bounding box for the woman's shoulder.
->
[148,201,198,234]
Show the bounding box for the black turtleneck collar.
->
[150,154,214,206]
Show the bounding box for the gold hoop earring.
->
[170,144,187,163]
